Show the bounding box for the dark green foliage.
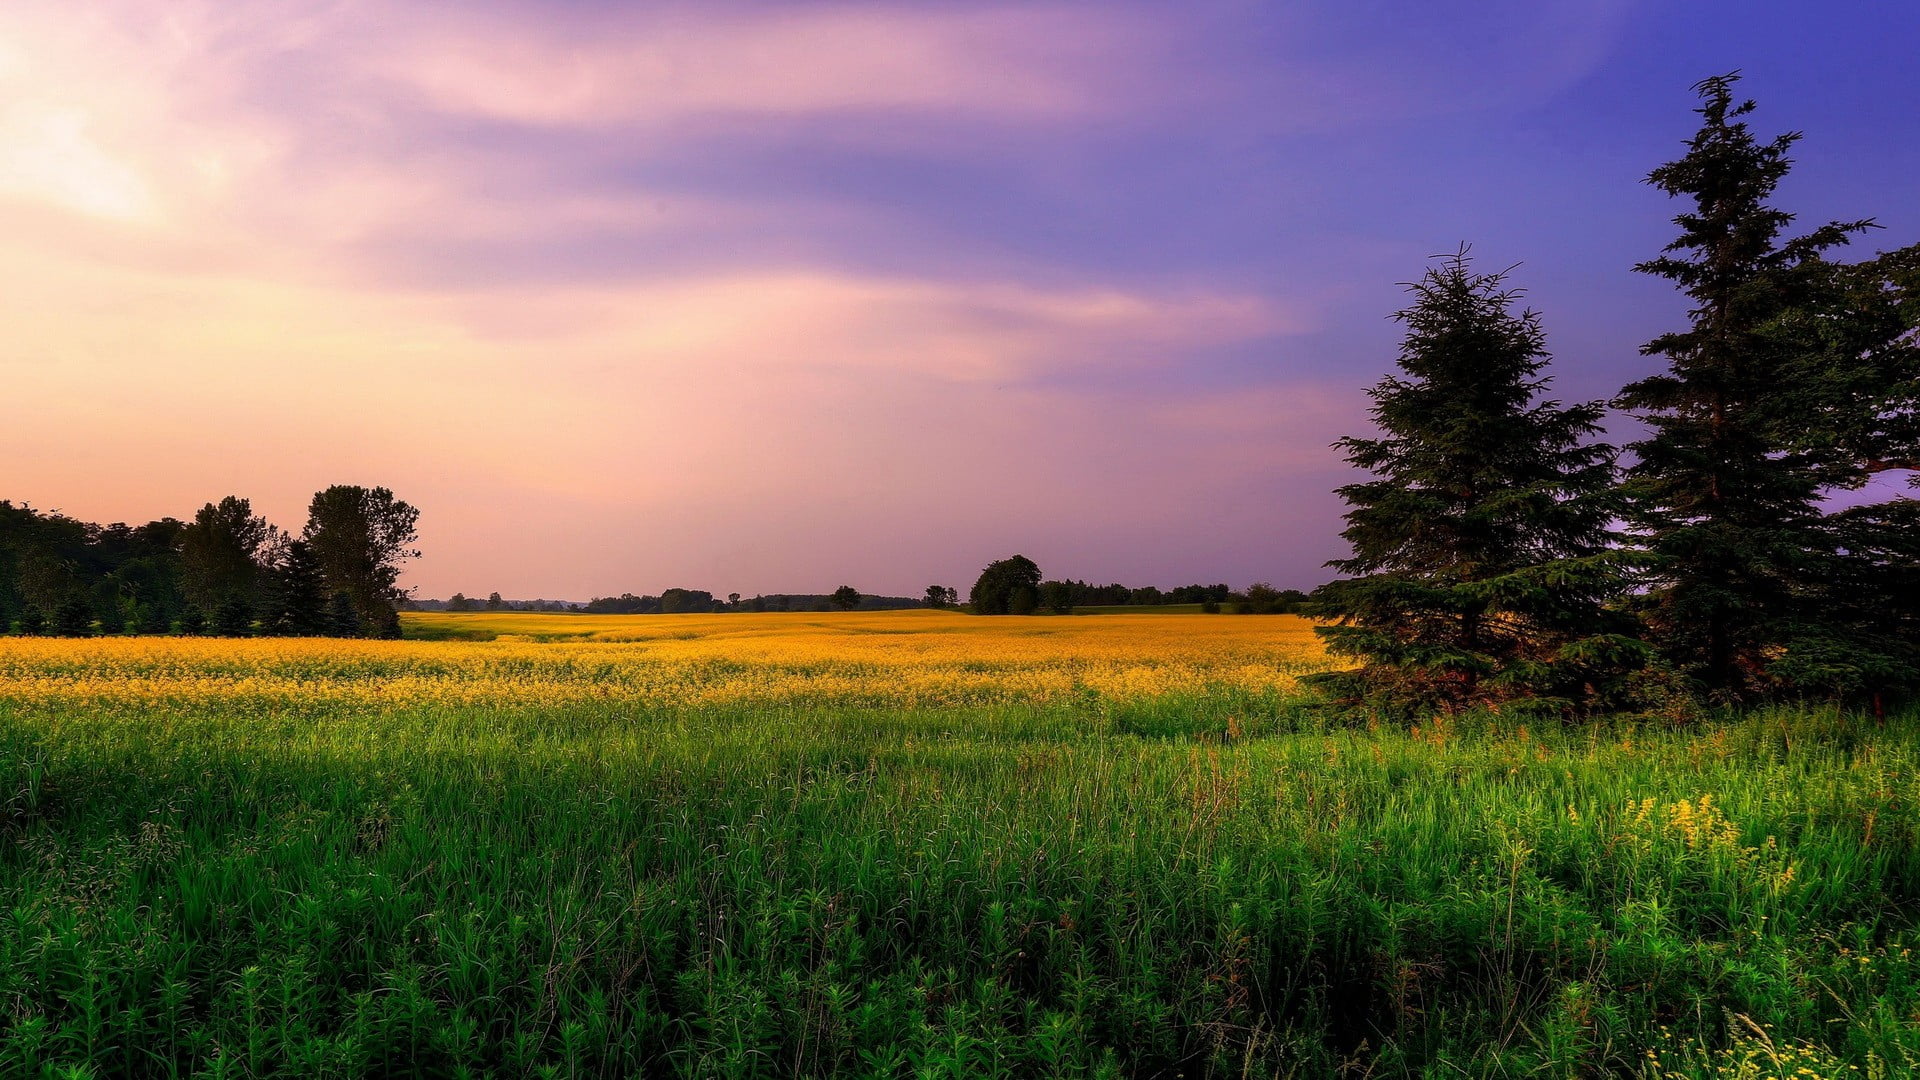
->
[1619,74,1920,704]
[1241,583,1307,614]
[327,592,363,638]
[923,584,956,609]
[830,585,862,610]
[445,592,475,612]
[119,519,189,634]
[0,492,424,640]
[178,496,274,630]
[262,540,329,637]
[970,556,1042,615]
[1313,252,1638,716]
[659,588,718,614]
[91,578,126,636]
[486,591,504,611]
[1038,580,1075,614]
[304,486,419,638]
[212,597,253,636]
[51,597,92,637]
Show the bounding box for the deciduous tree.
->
[303,486,419,639]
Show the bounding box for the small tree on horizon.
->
[1312,251,1643,717]
[830,585,861,610]
[970,556,1041,616]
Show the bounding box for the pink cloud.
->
[382,5,1141,127]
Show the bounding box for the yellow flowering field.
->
[0,610,1332,710]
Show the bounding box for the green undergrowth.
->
[2,698,1917,1078]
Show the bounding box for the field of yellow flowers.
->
[2,613,1917,1078]
[0,610,1329,712]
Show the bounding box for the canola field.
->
[2,612,1918,1078]
[0,611,1325,713]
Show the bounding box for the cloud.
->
[0,0,1641,595]
[381,4,1138,127]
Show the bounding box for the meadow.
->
[1,611,1916,1078]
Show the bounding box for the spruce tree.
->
[1312,252,1639,717]
[262,540,328,636]
[1619,74,1918,702]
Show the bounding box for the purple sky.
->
[4,1,1916,598]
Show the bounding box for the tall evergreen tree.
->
[1312,252,1639,716]
[1619,74,1920,702]
[262,539,329,636]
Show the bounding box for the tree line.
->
[431,593,579,613]
[579,588,922,614]
[960,555,1306,615]
[0,486,420,638]
[1313,75,1919,719]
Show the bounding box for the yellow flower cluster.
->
[1646,1017,1880,1080]
[1615,795,1798,895]
[0,611,1333,711]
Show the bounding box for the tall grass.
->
[1,622,1916,1077]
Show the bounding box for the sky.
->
[3,1,1917,599]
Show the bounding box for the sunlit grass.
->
[1,617,1916,1077]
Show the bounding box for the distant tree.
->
[17,551,80,633]
[486,591,505,611]
[660,588,715,614]
[924,584,955,609]
[178,496,275,633]
[1038,580,1074,615]
[831,585,862,610]
[728,592,741,608]
[304,486,419,638]
[1312,251,1640,717]
[1242,583,1305,614]
[1167,584,1232,605]
[1129,585,1163,606]
[262,540,329,636]
[970,556,1042,616]
[91,578,127,635]
[585,593,656,614]
[123,518,188,634]
[446,592,474,612]
[53,596,93,636]
[327,591,363,637]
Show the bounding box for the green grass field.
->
[2,617,1916,1077]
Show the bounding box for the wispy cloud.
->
[0,0,1651,594]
